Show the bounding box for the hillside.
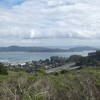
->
[0,66,100,100]
[0,46,98,52]
[67,46,98,52]
[0,50,100,100]
[0,46,67,52]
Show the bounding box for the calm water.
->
[0,51,95,63]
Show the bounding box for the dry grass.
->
[0,67,100,100]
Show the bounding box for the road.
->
[46,62,80,73]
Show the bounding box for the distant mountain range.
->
[67,46,98,52]
[0,46,67,52]
[0,46,98,52]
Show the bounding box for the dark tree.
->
[0,63,8,75]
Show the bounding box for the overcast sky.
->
[0,0,100,47]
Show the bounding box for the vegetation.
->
[0,63,8,75]
[7,50,100,74]
[0,51,100,100]
[67,50,100,67]
[7,56,68,73]
[0,66,100,100]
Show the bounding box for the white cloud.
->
[0,0,100,46]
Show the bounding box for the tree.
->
[0,63,8,75]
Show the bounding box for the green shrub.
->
[96,80,100,87]
[0,63,8,75]
[83,70,100,78]
[60,69,68,74]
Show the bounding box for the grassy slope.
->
[0,67,100,100]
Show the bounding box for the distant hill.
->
[67,46,98,52]
[0,46,67,52]
[0,46,98,52]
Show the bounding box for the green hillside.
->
[0,66,100,100]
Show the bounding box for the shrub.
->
[0,63,8,75]
[60,69,68,74]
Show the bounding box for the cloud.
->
[0,0,100,46]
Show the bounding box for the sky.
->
[0,0,100,47]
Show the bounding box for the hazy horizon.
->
[0,45,99,49]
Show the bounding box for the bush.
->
[60,69,68,74]
[0,63,8,75]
